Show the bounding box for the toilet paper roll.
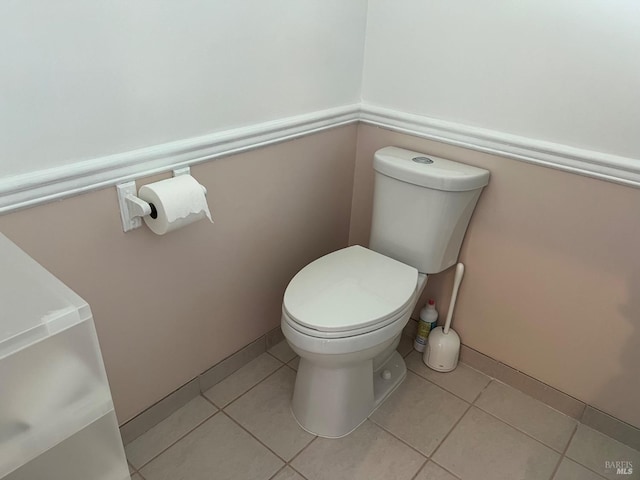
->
[138,175,213,235]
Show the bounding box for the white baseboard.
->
[1,102,639,214]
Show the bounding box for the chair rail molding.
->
[360,103,640,189]
[2,102,639,214]
[0,104,360,214]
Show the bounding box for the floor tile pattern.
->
[125,336,639,480]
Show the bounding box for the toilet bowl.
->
[282,245,427,438]
[282,146,490,438]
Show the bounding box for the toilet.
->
[281,146,490,438]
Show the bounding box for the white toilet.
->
[281,146,490,438]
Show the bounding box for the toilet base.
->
[290,350,407,438]
[372,350,407,410]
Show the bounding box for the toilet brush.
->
[424,263,465,372]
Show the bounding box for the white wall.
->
[362,0,640,160]
[0,0,367,177]
[4,0,639,184]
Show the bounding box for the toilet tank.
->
[369,147,490,274]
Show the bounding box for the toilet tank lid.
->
[374,146,490,192]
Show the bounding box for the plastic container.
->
[414,299,438,352]
[0,234,129,480]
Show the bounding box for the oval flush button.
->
[412,156,434,164]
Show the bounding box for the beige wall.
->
[3,120,639,429]
[351,124,640,428]
[0,125,357,423]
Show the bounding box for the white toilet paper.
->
[138,175,213,235]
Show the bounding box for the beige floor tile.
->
[203,352,281,407]
[226,367,315,460]
[370,371,468,455]
[406,351,490,402]
[566,424,640,480]
[268,340,297,363]
[414,461,459,480]
[433,407,560,480]
[553,458,604,480]
[125,395,217,468]
[291,420,425,480]
[397,334,415,357]
[270,466,306,480]
[475,381,577,452]
[140,413,283,480]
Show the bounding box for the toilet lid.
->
[283,246,418,333]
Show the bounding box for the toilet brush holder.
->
[424,326,460,372]
[424,263,464,372]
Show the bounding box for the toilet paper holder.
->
[116,167,206,232]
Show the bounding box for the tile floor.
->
[125,336,640,480]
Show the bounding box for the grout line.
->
[223,412,291,463]
[473,403,576,454]
[408,458,429,480]
[287,357,300,371]
[288,435,319,464]
[470,376,493,404]
[465,400,575,455]
[267,465,289,480]
[133,408,220,471]
[468,380,579,455]
[123,335,273,446]
[363,417,429,462]
[367,417,431,460]
[461,348,589,421]
[209,362,288,409]
[489,376,585,420]
[428,402,474,460]
[265,350,290,364]
[200,392,220,410]
[566,462,609,480]
[405,366,476,407]
[365,360,467,478]
[285,363,297,373]
[264,338,297,365]
[547,423,579,480]
[196,336,268,396]
[288,464,312,480]
[409,367,582,456]
[560,426,610,480]
[128,341,618,480]
[402,367,611,478]
[213,363,317,466]
[120,377,200,445]
[402,349,414,359]
[221,410,303,466]
[366,366,476,462]
[429,459,463,480]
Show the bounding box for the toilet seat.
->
[283,245,418,337]
[283,301,414,339]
